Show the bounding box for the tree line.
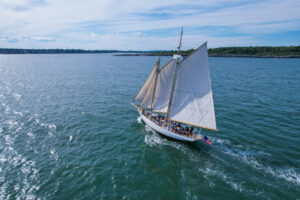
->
[0,46,299,57]
[0,48,147,54]
[207,46,300,57]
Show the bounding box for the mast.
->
[177,27,183,53]
[150,54,160,111]
[166,27,183,119]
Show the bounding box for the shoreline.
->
[1,46,299,58]
[113,53,300,58]
[0,52,299,58]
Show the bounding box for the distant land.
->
[115,46,300,58]
[209,46,300,58]
[0,46,299,58]
[0,49,147,54]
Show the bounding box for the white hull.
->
[139,110,199,142]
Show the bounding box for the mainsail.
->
[168,42,217,130]
[134,41,217,131]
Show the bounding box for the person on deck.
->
[190,127,194,134]
[169,123,174,131]
[185,127,189,135]
[177,127,181,134]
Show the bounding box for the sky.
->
[0,0,299,50]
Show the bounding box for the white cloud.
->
[0,0,299,49]
[0,35,18,42]
[29,36,55,41]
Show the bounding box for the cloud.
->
[90,32,101,39]
[0,0,46,11]
[29,36,55,42]
[0,0,299,49]
[0,36,18,42]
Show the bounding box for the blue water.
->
[0,54,299,199]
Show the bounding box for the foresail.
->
[169,42,217,130]
[140,68,157,108]
[135,63,158,101]
[152,59,176,113]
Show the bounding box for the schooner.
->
[131,28,217,143]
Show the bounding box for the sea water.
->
[0,54,299,199]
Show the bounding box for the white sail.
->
[135,63,158,101]
[152,59,176,113]
[140,67,157,108]
[168,42,217,130]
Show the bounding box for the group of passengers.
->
[143,110,195,136]
[168,122,194,135]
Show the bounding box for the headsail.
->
[135,62,159,102]
[168,42,217,130]
[140,65,158,108]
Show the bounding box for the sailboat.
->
[131,28,217,143]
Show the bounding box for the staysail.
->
[168,42,217,130]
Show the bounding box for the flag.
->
[202,136,212,145]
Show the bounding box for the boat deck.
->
[142,110,202,141]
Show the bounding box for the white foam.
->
[143,131,194,161]
[2,103,10,113]
[144,134,164,147]
[50,149,58,160]
[210,136,231,145]
[0,181,8,200]
[41,123,56,131]
[12,93,21,100]
[26,132,34,138]
[137,116,142,124]
[5,120,23,133]
[199,167,244,192]
[0,143,39,200]
[229,181,243,192]
[13,110,23,116]
[111,176,116,190]
[49,124,56,130]
[34,118,40,124]
[266,167,300,185]
[4,135,14,145]
[0,154,7,163]
[14,184,20,192]
[220,144,300,186]
[144,125,155,133]
[40,123,57,137]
